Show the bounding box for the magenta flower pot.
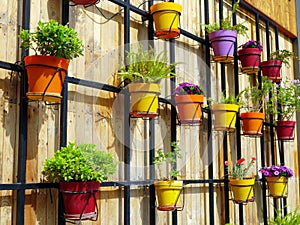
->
[261,60,282,82]
[238,48,262,74]
[276,120,296,141]
[208,30,237,62]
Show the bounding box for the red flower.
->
[252,157,256,161]
[225,161,229,166]
[237,158,245,164]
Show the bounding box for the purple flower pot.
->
[208,30,237,61]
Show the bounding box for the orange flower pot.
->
[24,55,69,102]
[174,95,204,124]
[240,112,264,136]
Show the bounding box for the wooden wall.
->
[0,0,299,224]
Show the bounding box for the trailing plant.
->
[42,142,118,182]
[118,44,177,83]
[173,82,204,95]
[269,50,293,67]
[154,141,182,180]
[266,79,300,121]
[19,20,84,60]
[203,0,248,35]
[268,207,300,225]
[259,165,294,178]
[225,157,256,180]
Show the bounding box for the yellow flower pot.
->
[150,2,182,40]
[154,180,183,211]
[266,176,288,198]
[229,178,255,203]
[128,83,161,118]
[212,104,239,132]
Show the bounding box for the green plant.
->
[240,77,273,112]
[203,0,248,35]
[118,44,177,83]
[268,207,300,225]
[42,142,118,182]
[266,79,300,121]
[210,92,242,105]
[269,50,293,67]
[154,141,182,180]
[19,20,84,60]
[225,157,256,180]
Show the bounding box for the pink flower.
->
[225,161,229,166]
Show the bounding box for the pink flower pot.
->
[238,48,262,74]
[261,60,282,82]
[276,120,296,141]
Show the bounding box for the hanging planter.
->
[60,181,100,220]
[128,83,161,118]
[71,0,99,5]
[229,178,255,204]
[275,120,296,141]
[175,95,204,124]
[24,55,69,102]
[150,2,182,40]
[240,112,264,136]
[266,177,288,198]
[212,104,239,132]
[154,180,183,211]
[261,60,282,82]
[238,47,262,74]
[208,30,237,63]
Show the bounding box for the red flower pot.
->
[71,0,99,5]
[276,120,296,141]
[60,181,100,220]
[261,60,282,82]
[238,48,262,74]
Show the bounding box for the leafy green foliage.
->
[270,50,293,67]
[210,92,242,105]
[268,207,300,225]
[42,142,118,182]
[203,0,248,35]
[153,142,182,180]
[19,20,84,60]
[118,45,177,83]
[240,77,273,112]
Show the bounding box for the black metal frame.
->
[0,0,296,225]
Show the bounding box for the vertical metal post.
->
[16,0,30,224]
[149,119,156,225]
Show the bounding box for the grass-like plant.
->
[269,207,300,225]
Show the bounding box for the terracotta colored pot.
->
[60,181,100,220]
[24,55,69,102]
[128,83,161,118]
[229,178,255,203]
[261,60,282,82]
[150,2,182,40]
[266,176,288,198]
[208,30,237,62]
[174,95,204,124]
[276,120,296,141]
[71,0,98,5]
[212,104,239,132]
[238,48,262,74]
[240,112,264,136]
[154,180,183,211]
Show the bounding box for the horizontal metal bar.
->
[66,76,122,93]
[0,61,23,72]
[180,29,206,45]
[0,183,58,190]
[108,0,149,17]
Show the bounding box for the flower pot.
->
[238,48,262,74]
[24,55,69,103]
[266,176,288,198]
[150,2,182,40]
[240,112,264,136]
[208,30,237,62]
[229,178,255,203]
[128,83,161,118]
[276,120,296,141]
[212,104,239,132]
[261,60,282,82]
[71,0,98,5]
[174,95,204,124]
[154,180,183,211]
[60,181,100,220]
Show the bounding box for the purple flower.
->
[259,165,293,178]
[173,82,204,96]
[240,40,263,51]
